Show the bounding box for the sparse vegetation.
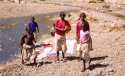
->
[89,0,104,3]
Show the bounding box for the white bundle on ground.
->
[35,39,77,62]
[36,46,53,62]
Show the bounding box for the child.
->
[76,12,93,72]
[20,26,36,64]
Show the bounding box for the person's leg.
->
[57,51,60,61]
[81,43,89,71]
[22,44,29,62]
[56,38,62,61]
[21,48,26,64]
[79,50,82,61]
[54,34,60,61]
[84,53,90,69]
[84,43,90,69]
[79,44,86,72]
[61,38,67,61]
[78,44,82,61]
[89,37,93,51]
[81,59,86,72]
[26,48,32,64]
[24,49,29,62]
[24,49,29,64]
[33,32,38,40]
[87,40,91,64]
[30,48,37,64]
[62,45,66,59]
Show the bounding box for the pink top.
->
[80,30,90,44]
[54,19,70,36]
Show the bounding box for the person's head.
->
[25,25,31,34]
[30,16,35,22]
[79,12,86,20]
[59,12,66,20]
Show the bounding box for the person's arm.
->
[64,20,71,33]
[53,22,56,31]
[20,35,25,48]
[76,22,80,42]
[36,22,39,33]
[54,20,65,31]
[32,33,36,44]
[20,34,25,64]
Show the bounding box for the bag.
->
[66,39,77,55]
[50,27,55,37]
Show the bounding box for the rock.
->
[105,0,125,4]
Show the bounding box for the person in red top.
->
[76,12,93,72]
[53,12,71,62]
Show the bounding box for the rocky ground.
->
[0,1,125,76]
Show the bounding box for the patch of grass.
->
[111,13,125,20]
[40,0,46,1]
[103,25,125,32]
[89,0,97,3]
[32,0,38,3]
[89,0,104,3]
[0,24,17,30]
[103,5,110,8]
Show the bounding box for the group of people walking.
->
[20,12,93,72]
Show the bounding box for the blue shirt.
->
[28,21,38,33]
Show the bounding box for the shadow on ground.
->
[91,56,108,61]
[66,55,108,61]
[89,55,109,70]
[66,55,109,70]
[89,63,109,70]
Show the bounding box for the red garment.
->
[54,19,70,36]
[76,19,82,40]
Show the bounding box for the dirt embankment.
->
[0,2,80,19]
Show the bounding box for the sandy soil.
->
[0,1,125,76]
[0,2,80,19]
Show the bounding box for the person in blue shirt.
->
[28,17,39,39]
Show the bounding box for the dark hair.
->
[80,12,86,19]
[83,20,90,32]
[59,12,66,17]
[25,25,31,33]
[30,16,35,21]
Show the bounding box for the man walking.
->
[53,12,71,62]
